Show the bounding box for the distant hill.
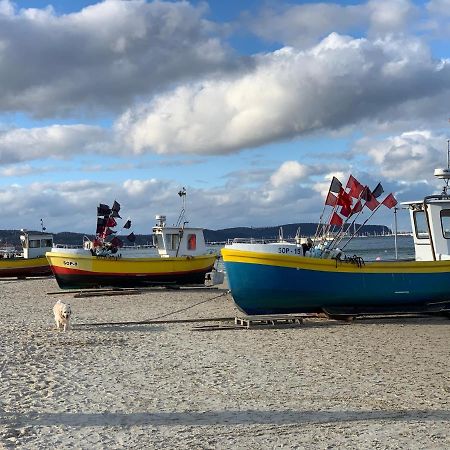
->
[0,223,390,248]
[203,223,390,242]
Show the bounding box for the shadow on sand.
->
[6,409,450,427]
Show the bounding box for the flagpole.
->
[313,204,327,242]
[327,191,367,250]
[394,206,398,260]
[315,177,342,243]
[331,203,368,249]
[331,183,384,250]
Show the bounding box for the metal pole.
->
[447,139,450,169]
[394,206,398,260]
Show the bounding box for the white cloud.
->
[354,130,447,182]
[0,164,34,177]
[367,0,416,34]
[116,33,450,156]
[245,0,417,48]
[270,161,309,188]
[0,124,111,163]
[0,0,233,118]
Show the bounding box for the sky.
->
[1,0,450,234]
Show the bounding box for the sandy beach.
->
[1,277,449,449]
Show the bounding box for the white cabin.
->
[403,197,450,261]
[403,162,450,261]
[152,215,208,257]
[20,230,54,259]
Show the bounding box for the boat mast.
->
[176,187,187,227]
[394,206,398,260]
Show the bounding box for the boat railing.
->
[54,243,156,250]
[228,237,301,245]
[54,244,83,249]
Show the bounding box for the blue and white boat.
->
[222,146,450,317]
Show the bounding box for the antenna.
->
[40,218,46,232]
[176,187,187,227]
[434,140,450,195]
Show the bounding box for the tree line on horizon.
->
[0,223,391,247]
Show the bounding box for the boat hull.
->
[46,251,217,289]
[222,247,450,315]
[0,256,52,278]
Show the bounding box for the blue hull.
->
[224,260,450,315]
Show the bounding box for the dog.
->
[53,300,72,332]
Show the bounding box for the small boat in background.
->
[46,191,218,289]
[222,142,450,317]
[0,230,53,278]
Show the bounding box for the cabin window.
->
[41,239,53,247]
[154,235,164,249]
[167,234,180,251]
[440,210,450,238]
[413,211,429,239]
[187,234,196,250]
[29,239,40,248]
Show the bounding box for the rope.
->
[148,290,229,322]
[76,290,231,327]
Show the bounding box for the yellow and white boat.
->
[46,212,217,290]
[0,230,53,278]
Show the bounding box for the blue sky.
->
[1,0,450,233]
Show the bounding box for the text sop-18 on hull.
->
[221,248,450,316]
[46,252,216,289]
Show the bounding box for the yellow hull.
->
[0,256,51,278]
[46,251,217,289]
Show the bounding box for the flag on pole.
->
[372,183,384,198]
[123,219,132,229]
[110,237,123,248]
[352,199,363,214]
[106,217,117,228]
[325,192,337,207]
[96,218,106,234]
[97,203,111,216]
[330,212,343,226]
[111,200,122,218]
[111,200,121,212]
[340,205,352,217]
[329,176,342,194]
[127,232,136,242]
[102,228,116,237]
[362,186,379,211]
[382,193,398,209]
[365,196,379,211]
[337,188,352,209]
[346,175,364,198]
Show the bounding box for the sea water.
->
[340,235,415,261]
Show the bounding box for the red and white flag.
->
[346,175,364,198]
[330,212,343,226]
[382,193,398,209]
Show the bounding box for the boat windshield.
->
[440,209,450,238]
[414,211,429,239]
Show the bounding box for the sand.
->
[0,277,449,449]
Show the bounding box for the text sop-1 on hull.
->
[46,253,217,289]
[222,249,450,315]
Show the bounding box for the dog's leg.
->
[55,317,60,331]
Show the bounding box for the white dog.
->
[53,300,72,332]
